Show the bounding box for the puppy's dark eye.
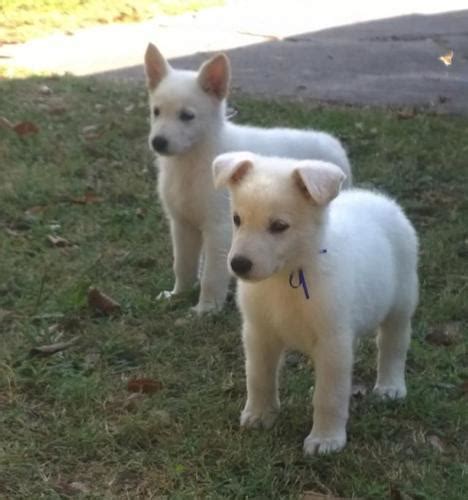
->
[233,213,241,227]
[179,109,195,122]
[153,107,160,117]
[269,220,289,233]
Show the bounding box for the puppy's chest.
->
[242,282,324,353]
[158,159,212,224]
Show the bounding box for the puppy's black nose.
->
[231,255,252,275]
[151,136,168,153]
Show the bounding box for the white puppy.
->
[213,152,419,455]
[144,43,352,314]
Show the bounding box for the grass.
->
[0,0,223,44]
[0,75,467,499]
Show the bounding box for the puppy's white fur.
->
[213,152,419,455]
[144,43,352,313]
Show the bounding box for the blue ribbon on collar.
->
[288,248,327,300]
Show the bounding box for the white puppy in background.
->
[213,152,419,455]
[144,43,352,314]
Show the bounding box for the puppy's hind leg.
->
[158,218,201,300]
[373,314,412,400]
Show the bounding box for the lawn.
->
[0,0,223,44]
[0,75,467,499]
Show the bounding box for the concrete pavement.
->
[1,0,467,113]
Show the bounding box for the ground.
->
[0,75,467,499]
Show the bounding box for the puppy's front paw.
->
[240,406,279,429]
[191,301,222,315]
[373,383,407,400]
[157,290,176,301]
[303,432,347,456]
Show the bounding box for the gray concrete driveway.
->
[1,0,467,113]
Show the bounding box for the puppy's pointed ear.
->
[293,161,346,206]
[197,54,230,99]
[213,152,254,189]
[145,43,169,90]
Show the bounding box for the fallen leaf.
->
[47,234,71,247]
[439,50,454,66]
[425,322,462,346]
[13,121,39,136]
[70,191,103,205]
[87,287,121,315]
[427,434,445,453]
[30,336,78,356]
[127,377,163,394]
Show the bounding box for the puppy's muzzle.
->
[230,255,253,276]
[151,135,169,154]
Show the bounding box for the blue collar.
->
[288,249,327,300]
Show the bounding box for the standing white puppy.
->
[144,44,352,314]
[213,152,419,455]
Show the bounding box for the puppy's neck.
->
[288,216,328,278]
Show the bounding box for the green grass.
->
[0,75,467,499]
[0,0,223,44]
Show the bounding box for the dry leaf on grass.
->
[87,287,121,315]
[30,336,78,356]
[0,117,39,135]
[47,235,71,247]
[13,121,39,136]
[69,191,103,205]
[439,50,454,66]
[127,377,163,394]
